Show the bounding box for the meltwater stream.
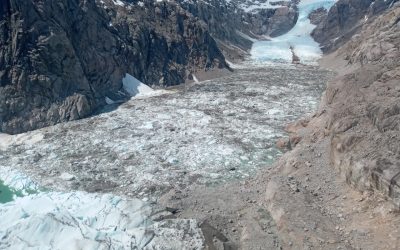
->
[251,0,337,64]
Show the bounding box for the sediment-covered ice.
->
[0,65,333,201]
[251,0,337,64]
[0,191,205,249]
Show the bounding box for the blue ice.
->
[251,0,337,65]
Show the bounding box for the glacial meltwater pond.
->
[0,180,16,203]
[0,178,38,203]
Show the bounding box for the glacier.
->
[0,65,333,201]
[251,0,337,64]
[0,53,334,250]
[0,1,340,248]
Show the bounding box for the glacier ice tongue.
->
[251,0,337,65]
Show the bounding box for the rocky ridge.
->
[323,2,400,207]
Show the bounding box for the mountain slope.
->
[254,3,400,248]
[0,0,227,134]
[323,1,400,207]
[312,0,399,51]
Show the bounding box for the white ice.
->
[123,73,155,97]
[0,191,205,250]
[251,0,337,65]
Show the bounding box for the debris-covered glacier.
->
[0,65,333,201]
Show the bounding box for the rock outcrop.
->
[308,7,327,25]
[323,3,400,206]
[0,0,227,134]
[311,0,399,52]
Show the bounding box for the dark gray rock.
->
[177,0,299,59]
[0,0,227,134]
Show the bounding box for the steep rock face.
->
[308,7,328,25]
[322,4,400,206]
[0,0,226,134]
[178,0,253,51]
[177,0,298,60]
[253,4,298,37]
[311,0,399,52]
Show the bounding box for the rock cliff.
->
[0,0,302,134]
[0,0,226,134]
[324,2,400,207]
[311,0,399,52]
[178,0,299,60]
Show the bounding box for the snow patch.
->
[105,96,116,105]
[239,0,288,13]
[193,74,199,83]
[122,73,154,97]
